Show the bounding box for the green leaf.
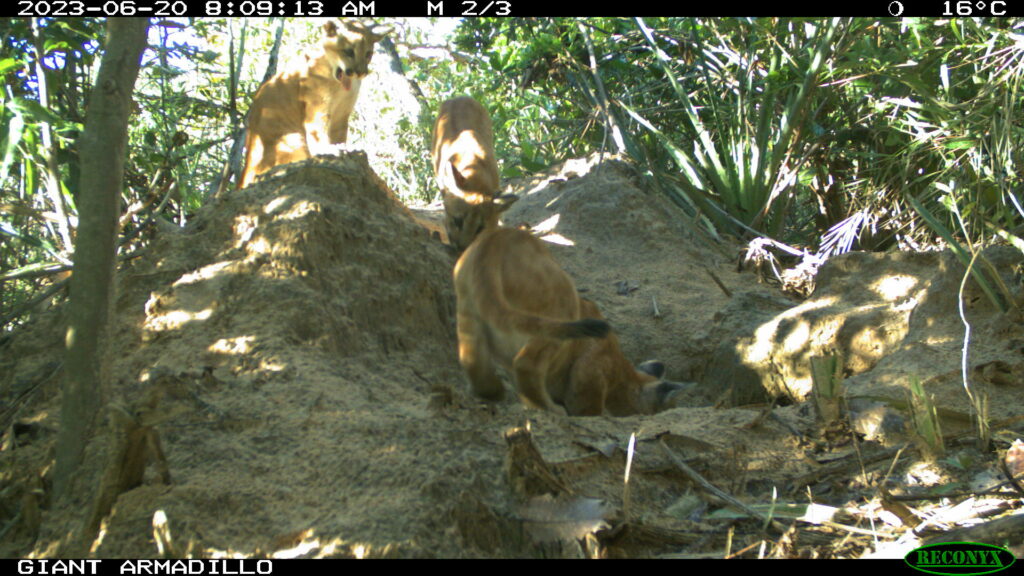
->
[11,98,64,126]
[0,57,23,76]
[0,220,56,255]
[42,39,73,54]
[942,137,975,150]
[2,104,26,176]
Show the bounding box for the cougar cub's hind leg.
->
[457,312,505,402]
[564,368,607,416]
[512,340,563,413]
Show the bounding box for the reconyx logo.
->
[906,542,1015,575]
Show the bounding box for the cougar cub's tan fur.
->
[239,20,388,188]
[454,227,685,415]
[432,96,516,250]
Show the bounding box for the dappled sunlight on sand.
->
[533,213,576,247]
[872,274,918,302]
[744,296,838,364]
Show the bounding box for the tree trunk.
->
[54,17,150,501]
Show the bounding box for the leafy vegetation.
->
[2,17,1023,330]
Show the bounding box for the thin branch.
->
[0,278,69,329]
[1,263,69,283]
[703,266,733,298]
[659,439,785,532]
[958,249,989,447]
[578,22,627,155]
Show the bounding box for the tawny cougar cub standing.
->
[454,226,688,416]
[431,96,517,250]
[239,20,389,188]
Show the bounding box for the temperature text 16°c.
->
[942,0,1007,15]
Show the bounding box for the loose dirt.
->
[2,153,1022,558]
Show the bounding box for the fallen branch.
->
[659,439,785,532]
[703,266,732,298]
[924,513,1024,547]
[789,444,909,491]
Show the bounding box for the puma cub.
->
[454,227,687,415]
[432,96,516,250]
[239,20,388,188]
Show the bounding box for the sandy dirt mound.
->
[501,156,740,385]
[701,246,1024,436]
[1,153,1022,559]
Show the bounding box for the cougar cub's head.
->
[322,20,390,84]
[631,360,693,416]
[443,191,518,252]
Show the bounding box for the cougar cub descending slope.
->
[239,20,389,188]
[454,227,687,415]
[432,96,517,250]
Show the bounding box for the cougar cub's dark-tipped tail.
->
[555,318,611,339]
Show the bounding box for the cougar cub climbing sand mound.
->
[239,20,388,188]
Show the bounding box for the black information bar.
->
[9,0,1022,17]
[12,559,274,576]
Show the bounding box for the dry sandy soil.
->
[1,152,1022,558]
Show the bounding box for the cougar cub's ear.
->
[323,21,339,37]
[367,25,392,42]
[638,360,666,379]
[494,194,519,209]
